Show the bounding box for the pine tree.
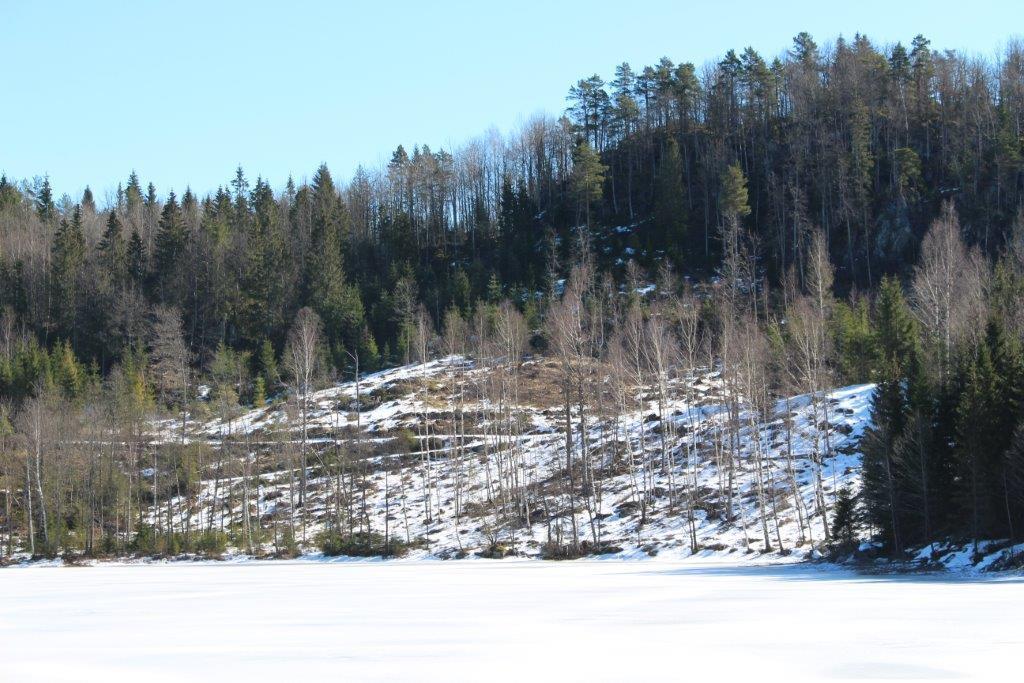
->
[570,141,606,228]
[721,163,751,222]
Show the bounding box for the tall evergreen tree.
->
[127,229,147,285]
[99,211,129,285]
[860,276,920,552]
[570,141,606,228]
[239,178,287,345]
[50,205,86,344]
[153,192,186,302]
[653,138,687,262]
[305,165,363,357]
[35,177,55,223]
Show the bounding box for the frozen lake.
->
[1,559,1021,681]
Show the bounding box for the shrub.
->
[476,541,513,559]
[275,526,301,558]
[318,530,409,558]
[131,524,160,555]
[195,530,228,557]
[540,540,622,560]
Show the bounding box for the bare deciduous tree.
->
[911,202,988,380]
[284,307,324,533]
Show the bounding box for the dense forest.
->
[1,32,1024,561]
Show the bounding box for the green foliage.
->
[0,337,61,402]
[98,211,128,285]
[830,487,859,548]
[35,177,54,222]
[153,192,187,302]
[0,174,20,212]
[486,272,502,304]
[210,341,250,406]
[859,277,923,551]
[257,338,279,390]
[570,141,606,223]
[654,139,687,261]
[831,299,876,384]
[317,530,409,558]
[5,35,1024,562]
[194,530,228,557]
[894,147,923,202]
[720,163,750,222]
[358,327,380,373]
[51,340,91,401]
[131,525,161,555]
[275,525,301,558]
[253,375,267,408]
[130,525,227,557]
[953,318,1024,539]
[451,268,471,315]
[50,206,86,339]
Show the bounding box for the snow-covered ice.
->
[1,560,1021,681]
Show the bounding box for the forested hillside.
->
[1,32,1024,563]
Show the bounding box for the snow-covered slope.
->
[150,357,877,561]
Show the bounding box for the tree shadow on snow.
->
[639,561,1024,584]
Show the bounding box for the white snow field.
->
[1,560,1021,682]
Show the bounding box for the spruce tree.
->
[99,211,129,285]
[860,277,919,552]
[240,179,286,344]
[153,192,187,302]
[81,186,96,213]
[305,165,363,352]
[35,177,55,223]
[955,318,1024,543]
[50,205,86,343]
[0,174,19,211]
[127,229,147,284]
[125,171,143,209]
[654,138,687,261]
[258,338,279,391]
[253,375,267,408]
[830,487,859,549]
[955,345,999,550]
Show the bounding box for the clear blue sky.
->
[1,0,1017,204]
